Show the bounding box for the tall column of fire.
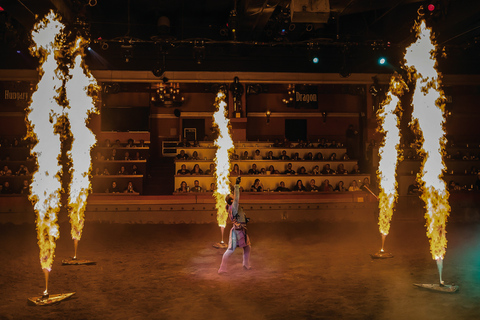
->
[64,38,99,259]
[375,76,405,255]
[26,11,65,295]
[404,19,451,284]
[212,90,234,244]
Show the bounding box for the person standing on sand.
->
[218,176,251,273]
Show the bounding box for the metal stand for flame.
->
[371,234,394,259]
[62,240,96,265]
[27,269,75,306]
[413,258,459,293]
[213,226,228,249]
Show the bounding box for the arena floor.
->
[0,213,479,320]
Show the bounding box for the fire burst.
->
[26,10,65,293]
[404,19,450,283]
[212,90,234,237]
[376,76,405,253]
[64,37,99,259]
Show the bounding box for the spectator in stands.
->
[131,164,141,175]
[265,150,277,160]
[293,179,307,192]
[124,181,138,194]
[320,179,334,192]
[177,138,191,147]
[279,150,290,160]
[407,180,421,195]
[298,166,307,174]
[241,151,250,160]
[231,151,240,160]
[94,167,101,175]
[296,140,306,148]
[127,139,135,147]
[304,152,313,160]
[104,139,111,147]
[248,164,259,175]
[191,164,204,175]
[209,183,216,192]
[330,140,338,148]
[190,151,200,160]
[282,138,291,148]
[314,152,323,160]
[305,140,314,148]
[250,178,263,192]
[341,153,350,160]
[16,164,29,175]
[361,177,370,191]
[335,181,346,192]
[268,165,279,174]
[292,152,301,161]
[102,167,110,175]
[1,181,13,194]
[95,151,104,161]
[177,164,190,175]
[350,164,361,174]
[336,163,347,174]
[230,164,242,176]
[109,148,118,160]
[448,180,460,191]
[317,138,327,148]
[253,149,263,160]
[348,180,360,191]
[133,151,143,160]
[113,139,122,147]
[118,166,128,175]
[106,181,120,193]
[176,181,189,193]
[1,165,12,176]
[123,151,131,160]
[138,139,146,147]
[329,153,337,161]
[321,164,335,174]
[274,181,291,192]
[190,180,203,192]
[192,140,200,147]
[20,179,29,195]
[311,165,320,175]
[260,168,267,175]
[176,150,189,160]
[306,179,319,192]
[284,163,295,174]
[206,163,216,175]
[273,139,282,147]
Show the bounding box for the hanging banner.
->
[294,85,318,109]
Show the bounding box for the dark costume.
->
[218,183,251,273]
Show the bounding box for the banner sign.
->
[294,85,318,109]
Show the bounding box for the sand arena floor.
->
[0,215,480,320]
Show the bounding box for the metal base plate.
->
[370,251,394,259]
[62,258,96,265]
[212,242,227,249]
[413,283,459,293]
[27,292,75,306]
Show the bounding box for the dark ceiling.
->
[0,0,480,75]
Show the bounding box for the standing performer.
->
[218,176,251,273]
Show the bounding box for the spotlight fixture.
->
[378,57,387,65]
[266,110,271,124]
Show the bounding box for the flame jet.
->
[26,11,65,295]
[375,76,405,256]
[404,19,450,285]
[212,90,234,244]
[64,37,99,259]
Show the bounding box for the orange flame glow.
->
[212,91,234,227]
[376,76,405,237]
[64,37,99,242]
[404,20,450,261]
[26,11,65,271]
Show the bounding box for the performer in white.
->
[218,177,251,273]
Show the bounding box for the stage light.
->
[16,50,21,54]
[378,57,386,65]
[87,47,92,51]
[312,57,319,64]
[0,6,4,12]
[427,3,435,11]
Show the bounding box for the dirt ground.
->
[1,213,480,320]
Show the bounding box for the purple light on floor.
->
[16,50,21,54]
